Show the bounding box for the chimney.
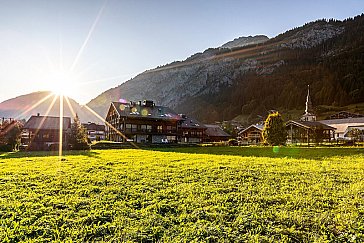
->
[37,113,40,117]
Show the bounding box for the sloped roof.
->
[238,124,264,135]
[82,123,105,131]
[110,102,183,121]
[180,115,206,129]
[205,124,231,137]
[320,117,364,134]
[23,116,71,130]
[327,111,364,120]
[286,120,336,130]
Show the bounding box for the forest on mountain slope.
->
[86,14,364,124]
[176,15,364,123]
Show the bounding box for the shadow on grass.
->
[146,146,364,159]
[0,150,101,159]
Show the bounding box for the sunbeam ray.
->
[70,0,107,72]
[27,95,58,147]
[83,104,139,149]
[59,94,64,160]
[15,93,54,120]
[64,96,77,118]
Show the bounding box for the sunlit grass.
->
[0,148,363,241]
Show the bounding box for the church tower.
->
[301,85,316,121]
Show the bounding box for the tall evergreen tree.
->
[262,112,287,146]
[69,114,89,150]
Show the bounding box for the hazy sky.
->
[0,0,363,104]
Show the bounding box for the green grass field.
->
[0,147,363,242]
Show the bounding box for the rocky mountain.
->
[220,35,269,49]
[0,91,100,123]
[85,15,364,124]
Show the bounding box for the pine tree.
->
[262,112,287,146]
[69,114,89,150]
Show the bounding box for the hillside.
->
[0,91,100,123]
[88,15,364,123]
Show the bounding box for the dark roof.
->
[179,115,206,129]
[238,124,264,135]
[82,123,105,131]
[320,117,364,125]
[110,102,183,121]
[286,120,336,130]
[205,124,231,137]
[327,111,364,120]
[23,116,71,130]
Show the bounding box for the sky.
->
[0,0,363,104]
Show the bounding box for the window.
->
[140,125,147,132]
[147,125,152,132]
[157,125,163,133]
[132,124,138,132]
[125,124,132,132]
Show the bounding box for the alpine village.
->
[0,5,364,242]
[2,15,364,151]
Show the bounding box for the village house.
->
[179,114,206,143]
[22,114,71,150]
[286,120,336,144]
[237,124,264,145]
[319,117,364,140]
[204,124,231,142]
[82,122,105,142]
[105,100,183,143]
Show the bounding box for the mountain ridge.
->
[2,14,364,126]
[87,15,364,124]
[0,91,101,123]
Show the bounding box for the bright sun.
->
[47,70,78,97]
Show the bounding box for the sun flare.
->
[47,70,78,97]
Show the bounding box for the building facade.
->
[179,114,206,143]
[105,100,183,143]
[286,120,336,144]
[82,122,105,142]
[22,115,71,150]
[237,124,264,145]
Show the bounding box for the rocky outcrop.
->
[85,16,363,123]
[220,35,269,49]
[280,23,344,49]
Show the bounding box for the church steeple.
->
[301,85,316,121]
[305,85,313,114]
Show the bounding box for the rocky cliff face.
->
[87,16,364,123]
[220,35,269,49]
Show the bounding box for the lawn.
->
[0,147,363,242]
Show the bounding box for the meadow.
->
[0,147,363,242]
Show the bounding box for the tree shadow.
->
[0,150,101,159]
[146,146,364,160]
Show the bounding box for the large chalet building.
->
[105,100,183,143]
[22,114,71,150]
[105,100,209,144]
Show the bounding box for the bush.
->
[0,144,12,152]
